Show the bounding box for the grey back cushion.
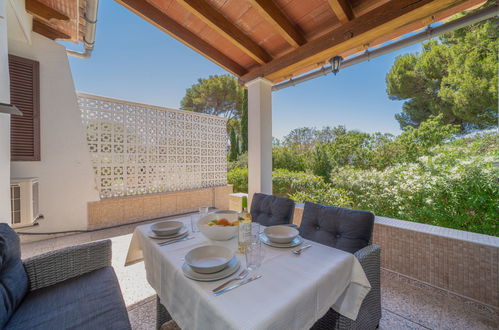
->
[0,224,28,328]
[299,202,374,254]
[250,193,295,226]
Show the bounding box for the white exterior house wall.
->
[8,32,100,237]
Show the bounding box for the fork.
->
[292,244,312,255]
[212,269,249,293]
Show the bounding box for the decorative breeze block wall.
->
[78,93,227,199]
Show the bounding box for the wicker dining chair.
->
[250,193,295,226]
[299,202,382,330]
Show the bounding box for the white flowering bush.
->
[331,133,498,236]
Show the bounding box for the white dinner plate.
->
[147,226,188,239]
[182,256,240,282]
[260,233,303,248]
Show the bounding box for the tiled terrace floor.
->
[20,216,498,330]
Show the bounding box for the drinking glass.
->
[190,206,209,233]
[245,240,263,272]
[249,222,261,242]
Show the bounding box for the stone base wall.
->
[292,204,498,308]
[88,185,233,229]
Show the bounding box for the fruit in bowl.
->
[207,218,238,227]
[198,212,238,241]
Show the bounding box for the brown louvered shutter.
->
[9,54,40,161]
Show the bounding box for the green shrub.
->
[289,188,353,208]
[228,168,325,195]
[272,169,325,196]
[228,152,248,170]
[272,147,307,172]
[227,167,248,193]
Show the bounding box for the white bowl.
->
[198,213,238,241]
[264,225,299,244]
[151,221,183,236]
[185,245,233,274]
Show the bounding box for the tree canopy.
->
[180,75,244,121]
[386,14,498,132]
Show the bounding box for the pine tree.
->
[229,127,239,161]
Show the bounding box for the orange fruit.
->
[217,218,230,226]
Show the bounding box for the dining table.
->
[125,215,371,330]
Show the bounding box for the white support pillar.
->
[0,0,11,223]
[246,78,273,206]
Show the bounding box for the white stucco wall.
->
[8,32,100,236]
[0,0,11,223]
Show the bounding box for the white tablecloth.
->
[125,216,371,330]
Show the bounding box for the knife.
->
[158,236,194,246]
[213,275,262,296]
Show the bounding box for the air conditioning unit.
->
[10,178,39,228]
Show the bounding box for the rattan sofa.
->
[1,224,131,330]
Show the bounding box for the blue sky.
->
[64,1,423,139]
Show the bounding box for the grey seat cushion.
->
[250,193,295,226]
[0,224,28,328]
[5,266,131,330]
[299,202,374,253]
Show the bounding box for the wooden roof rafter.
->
[248,0,306,47]
[32,18,71,40]
[177,0,272,65]
[26,0,70,22]
[328,0,355,24]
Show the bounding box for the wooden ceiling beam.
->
[115,0,247,76]
[248,0,306,47]
[240,0,469,83]
[26,0,69,22]
[32,19,70,40]
[328,0,355,24]
[177,0,272,64]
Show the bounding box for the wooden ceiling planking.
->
[350,0,391,17]
[209,0,292,58]
[240,0,474,83]
[277,0,341,40]
[233,3,290,57]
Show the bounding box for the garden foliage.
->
[227,116,498,236]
